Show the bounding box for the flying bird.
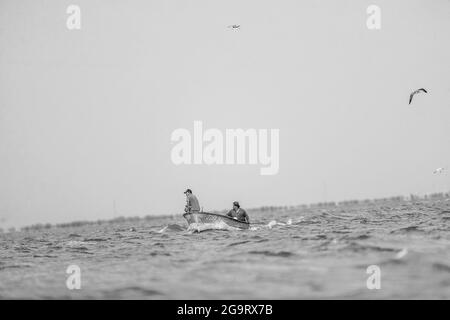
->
[409,88,427,105]
[227,24,240,30]
[433,167,446,174]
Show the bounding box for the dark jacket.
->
[226,208,249,223]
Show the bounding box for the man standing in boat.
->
[184,189,200,214]
[227,201,250,223]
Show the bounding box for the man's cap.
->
[233,201,240,207]
[184,189,192,194]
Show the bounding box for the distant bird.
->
[433,167,446,174]
[409,88,427,105]
[227,24,240,30]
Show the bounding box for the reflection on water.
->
[0,199,449,299]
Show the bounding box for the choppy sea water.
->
[0,199,449,299]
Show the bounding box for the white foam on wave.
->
[158,224,185,233]
[265,219,295,229]
[185,217,298,232]
[158,226,168,233]
[267,220,277,228]
[187,220,240,233]
[395,248,408,259]
[65,240,87,248]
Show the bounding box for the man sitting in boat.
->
[226,201,250,223]
[184,189,200,213]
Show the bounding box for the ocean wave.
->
[150,251,171,257]
[158,224,186,233]
[227,240,251,247]
[0,264,32,271]
[32,254,57,258]
[1,199,449,299]
[84,237,110,242]
[187,220,239,233]
[342,242,398,253]
[65,240,88,248]
[254,219,298,230]
[14,246,31,253]
[101,286,163,299]
[301,234,328,240]
[390,225,424,234]
[248,250,294,258]
[432,263,450,273]
[124,235,144,240]
[64,240,94,254]
[342,233,371,241]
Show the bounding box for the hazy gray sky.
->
[1,0,449,228]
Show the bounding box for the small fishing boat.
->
[183,211,250,230]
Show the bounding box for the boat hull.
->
[183,212,250,230]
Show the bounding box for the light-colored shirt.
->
[186,194,200,212]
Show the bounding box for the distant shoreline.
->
[1,191,449,234]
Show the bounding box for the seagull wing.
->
[419,88,427,93]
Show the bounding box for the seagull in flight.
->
[433,167,446,174]
[409,88,427,105]
[227,24,240,30]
